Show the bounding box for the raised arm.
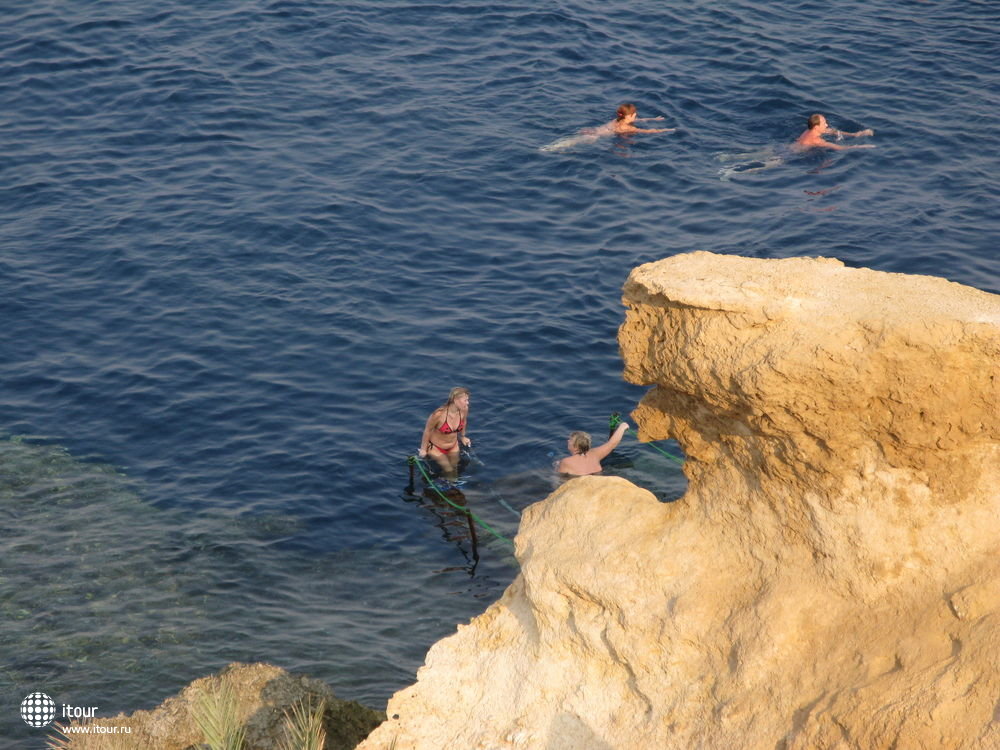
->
[589,422,629,462]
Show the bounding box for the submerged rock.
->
[357,253,1000,750]
[51,662,383,749]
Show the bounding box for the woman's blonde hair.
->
[447,387,470,403]
[569,431,591,454]
[438,387,470,415]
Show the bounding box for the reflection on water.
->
[406,484,482,575]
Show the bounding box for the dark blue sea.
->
[3,0,997,744]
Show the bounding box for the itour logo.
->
[20,692,56,728]
[20,692,99,728]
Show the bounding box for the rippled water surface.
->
[2,0,997,744]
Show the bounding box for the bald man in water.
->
[794,114,875,151]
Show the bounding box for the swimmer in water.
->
[587,103,675,136]
[793,114,875,151]
[557,421,630,476]
[540,103,674,151]
[419,387,471,479]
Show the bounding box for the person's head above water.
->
[568,430,592,454]
[616,103,638,122]
[575,103,672,139]
[807,113,828,130]
[557,421,628,476]
[794,113,873,151]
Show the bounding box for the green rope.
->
[409,457,515,548]
[609,413,685,467]
[489,487,522,518]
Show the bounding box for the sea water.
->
[2,0,997,744]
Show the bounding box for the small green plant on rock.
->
[192,679,246,750]
[279,697,327,750]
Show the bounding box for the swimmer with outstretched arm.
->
[557,421,630,476]
[588,103,675,136]
[540,102,674,152]
[793,114,874,151]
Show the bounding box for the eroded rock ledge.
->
[359,253,1000,750]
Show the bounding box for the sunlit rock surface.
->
[358,253,1000,750]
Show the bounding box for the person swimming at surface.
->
[793,114,875,151]
[419,387,471,479]
[539,103,674,152]
[557,421,629,476]
[587,103,675,136]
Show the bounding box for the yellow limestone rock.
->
[359,253,1000,750]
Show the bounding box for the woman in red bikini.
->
[419,387,471,478]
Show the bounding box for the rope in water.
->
[408,456,515,547]
[488,486,522,518]
[458,445,521,518]
[609,413,685,467]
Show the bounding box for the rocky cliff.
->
[358,252,1000,750]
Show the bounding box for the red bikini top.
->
[437,411,465,434]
